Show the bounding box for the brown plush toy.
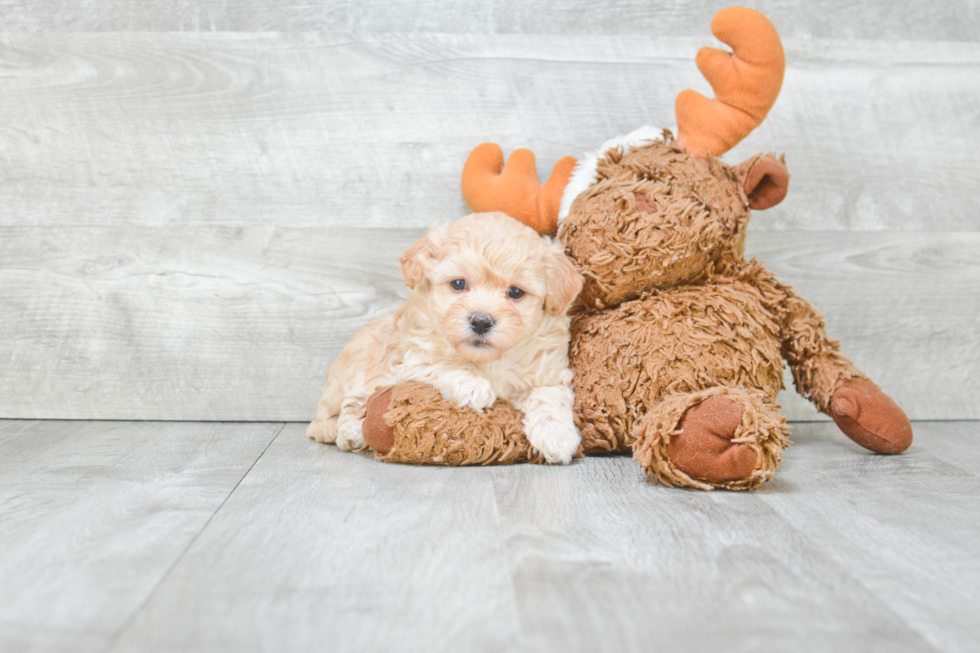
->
[362,7,912,490]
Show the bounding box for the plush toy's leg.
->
[361,383,547,465]
[775,285,912,453]
[632,387,790,491]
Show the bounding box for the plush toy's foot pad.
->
[633,388,789,491]
[667,397,758,484]
[830,379,913,454]
[363,387,395,454]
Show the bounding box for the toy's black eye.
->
[507,287,525,300]
[451,279,467,291]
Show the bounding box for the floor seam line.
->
[98,422,287,653]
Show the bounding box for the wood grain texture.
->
[757,421,980,653]
[0,225,416,420]
[909,421,980,475]
[94,421,979,653]
[0,33,977,232]
[0,419,282,653]
[1,28,977,421]
[750,231,980,422]
[1,0,978,40]
[1,229,976,421]
[110,423,525,653]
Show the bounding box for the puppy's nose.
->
[469,313,494,335]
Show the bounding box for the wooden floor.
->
[2,419,978,653]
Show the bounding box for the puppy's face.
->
[399,212,583,364]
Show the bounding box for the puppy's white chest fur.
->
[480,356,530,402]
[477,315,574,403]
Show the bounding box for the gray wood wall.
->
[2,1,977,421]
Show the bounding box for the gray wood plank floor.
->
[2,419,978,653]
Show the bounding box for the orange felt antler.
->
[676,7,785,158]
[461,143,577,235]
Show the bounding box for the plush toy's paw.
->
[335,419,366,451]
[526,420,580,465]
[667,396,758,483]
[363,388,395,454]
[830,379,913,454]
[306,418,338,444]
[446,377,497,413]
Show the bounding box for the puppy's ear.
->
[399,227,442,290]
[544,240,583,316]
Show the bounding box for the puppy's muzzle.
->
[469,313,495,336]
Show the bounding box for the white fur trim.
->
[558,125,666,222]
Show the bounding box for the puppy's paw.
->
[447,377,497,413]
[307,418,338,444]
[527,419,581,464]
[336,420,366,451]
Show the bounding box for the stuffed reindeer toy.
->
[358,7,912,490]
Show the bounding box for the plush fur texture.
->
[360,134,913,490]
[308,211,584,463]
[558,125,665,222]
[370,383,552,466]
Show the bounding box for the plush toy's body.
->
[358,8,912,490]
[559,136,891,489]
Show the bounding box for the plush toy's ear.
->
[398,227,441,290]
[543,240,583,316]
[738,153,790,210]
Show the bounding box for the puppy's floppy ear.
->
[544,240,583,316]
[399,226,442,290]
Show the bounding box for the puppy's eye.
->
[507,287,525,300]
[450,279,467,291]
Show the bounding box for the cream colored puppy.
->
[307,212,584,463]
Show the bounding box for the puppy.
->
[307,211,584,463]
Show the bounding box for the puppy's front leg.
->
[398,363,497,413]
[515,385,580,464]
[335,388,371,451]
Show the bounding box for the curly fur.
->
[375,383,549,466]
[632,386,790,491]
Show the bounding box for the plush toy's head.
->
[560,137,789,308]
[460,7,790,308]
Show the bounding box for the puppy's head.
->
[399,212,583,364]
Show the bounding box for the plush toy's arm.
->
[771,278,913,453]
[362,383,545,466]
[777,286,866,413]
